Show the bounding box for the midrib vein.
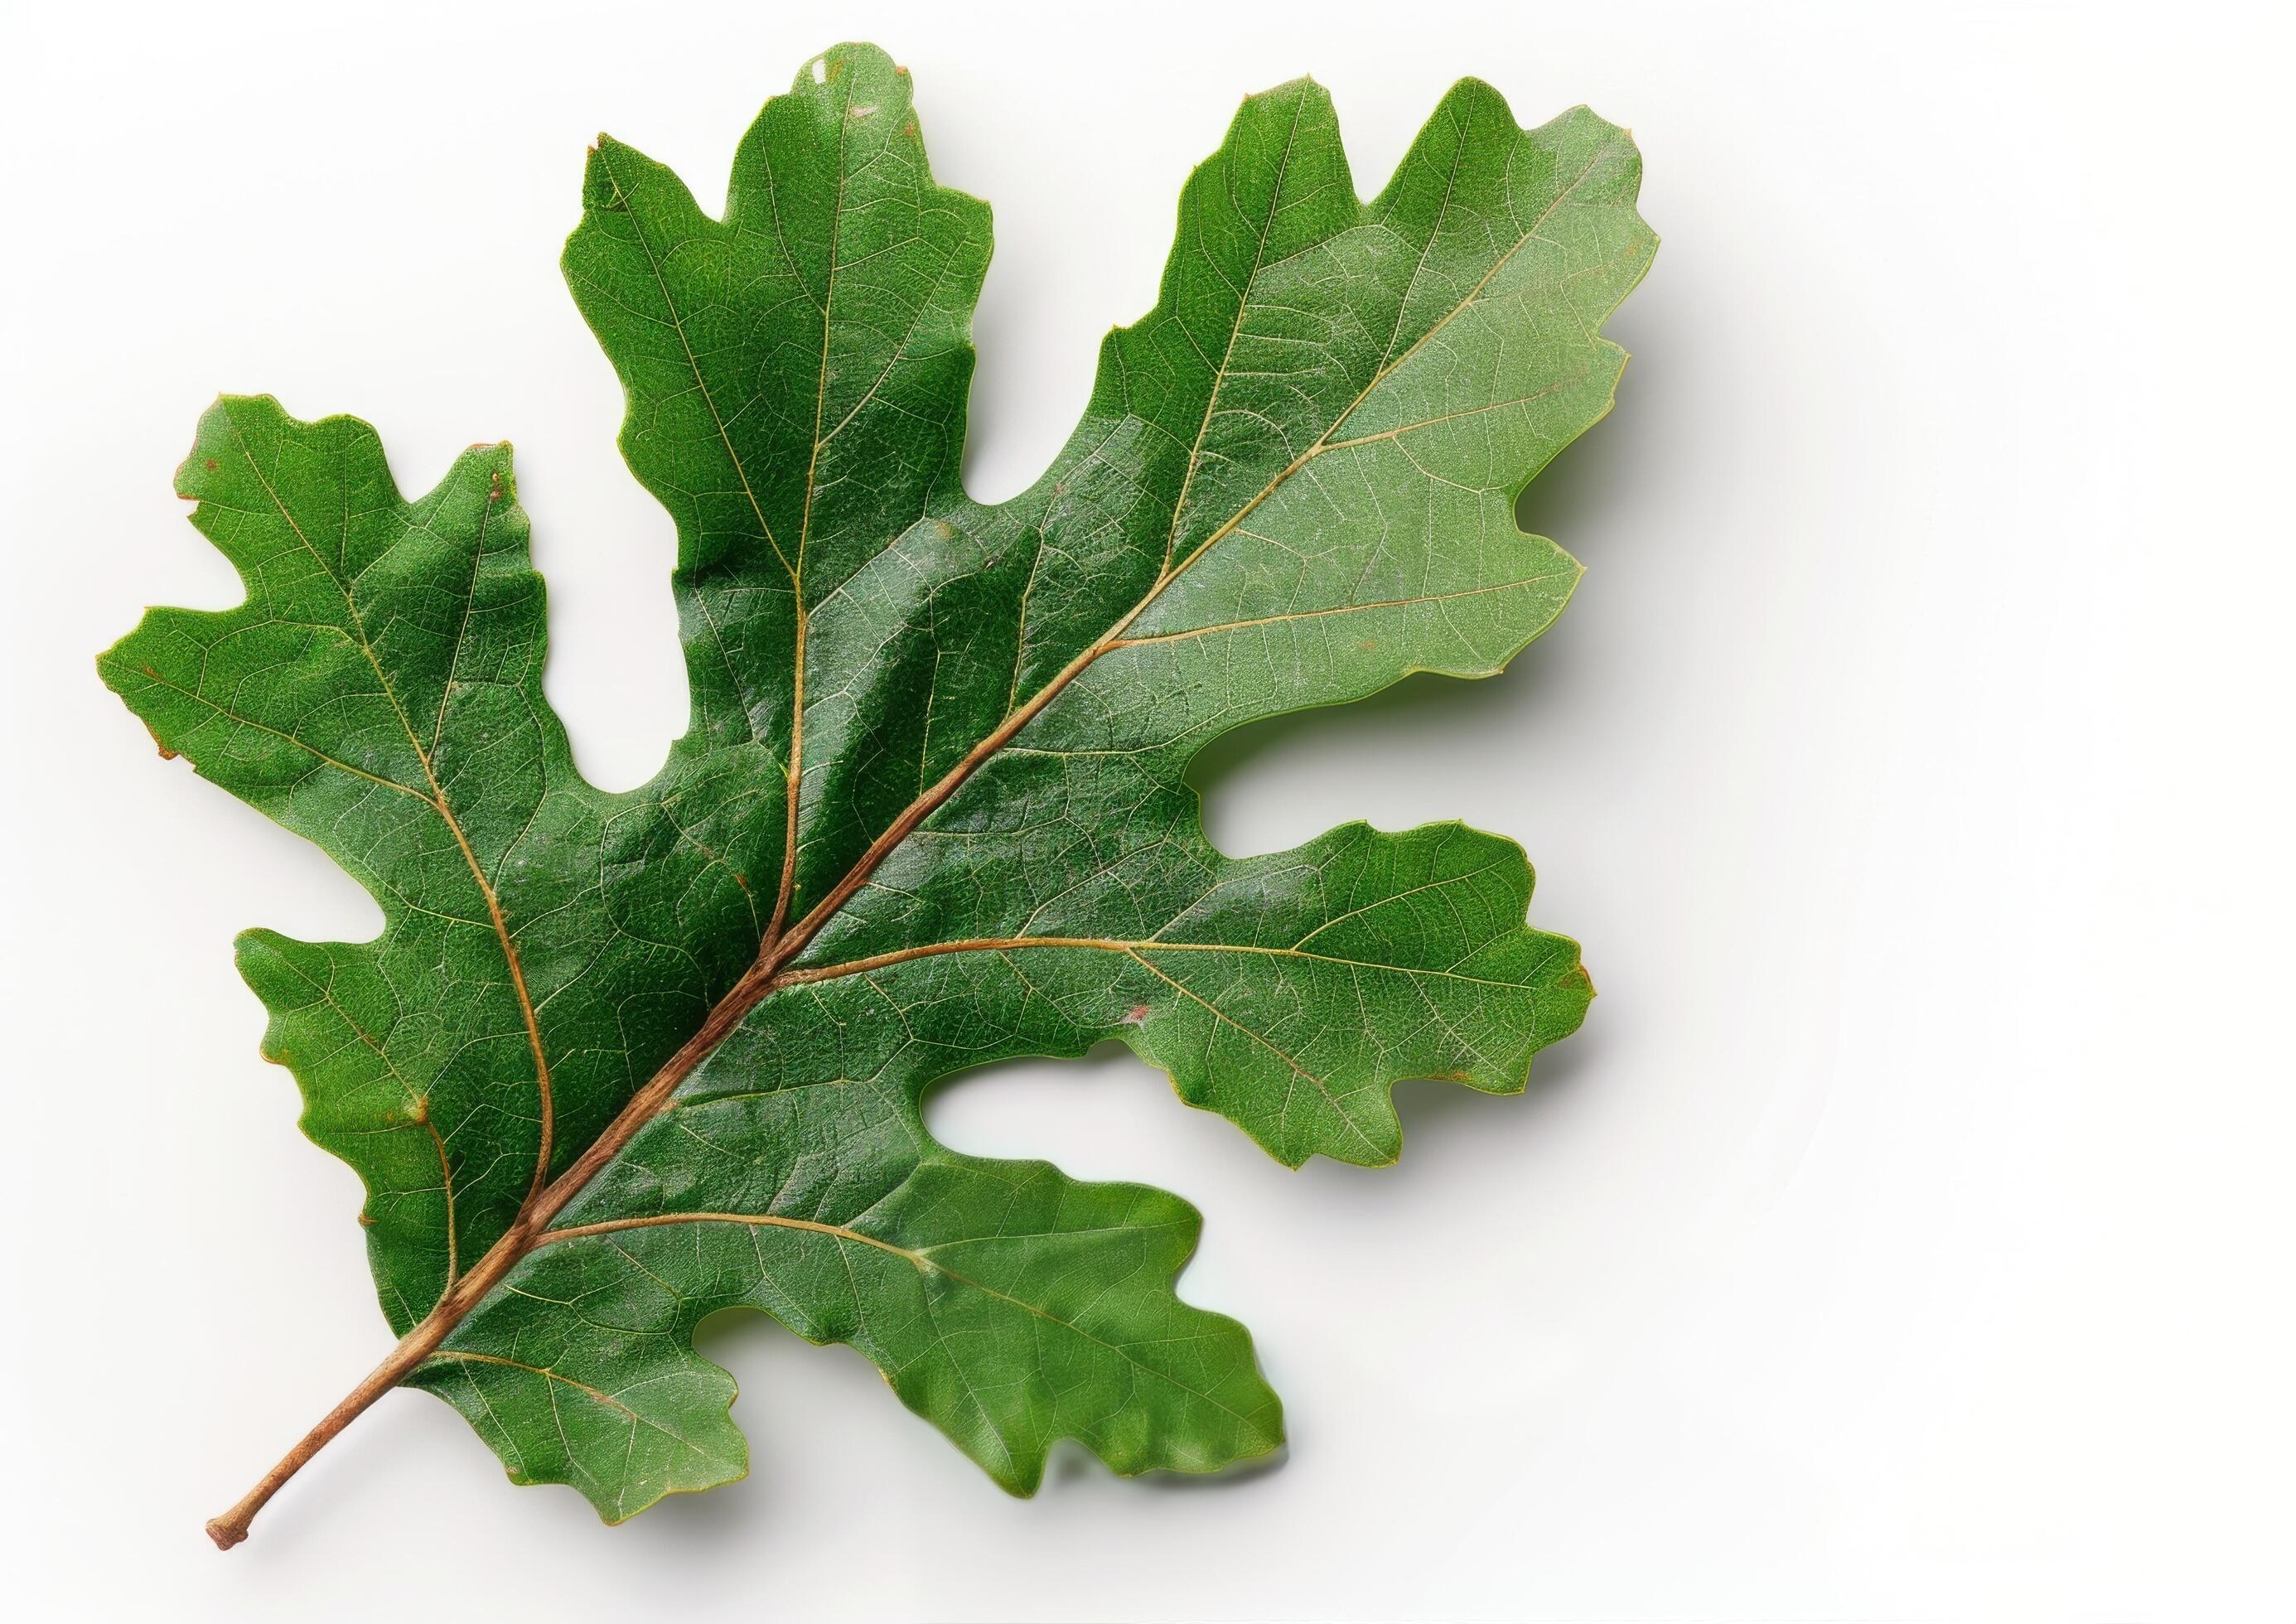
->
[1160,89,1308,576]
[771,79,852,947]
[1105,573,1571,650]
[226,409,557,1201]
[776,933,1531,991]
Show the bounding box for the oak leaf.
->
[100,41,1653,1543]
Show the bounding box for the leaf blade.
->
[109,41,1651,1533]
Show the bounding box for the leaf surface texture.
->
[104,42,1652,1521]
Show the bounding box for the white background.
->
[3,1,2289,1617]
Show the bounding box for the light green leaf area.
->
[103,42,1651,1523]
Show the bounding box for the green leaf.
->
[102,41,1652,1539]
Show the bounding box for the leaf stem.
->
[203,1196,565,1549]
[203,1307,459,1549]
